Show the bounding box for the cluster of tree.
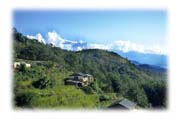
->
[13,28,167,108]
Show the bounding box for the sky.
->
[13,10,167,54]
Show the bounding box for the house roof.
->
[71,73,84,76]
[84,74,92,77]
[108,98,137,109]
[119,99,136,109]
[71,73,92,77]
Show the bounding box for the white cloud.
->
[46,31,87,51]
[76,46,83,51]
[79,40,84,44]
[27,33,46,44]
[47,31,65,48]
[26,31,166,55]
[63,44,72,51]
[88,40,166,55]
[88,43,112,50]
[36,33,46,44]
[26,35,35,39]
[145,45,166,55]
[112,40,146,53]
[27,31,87,51]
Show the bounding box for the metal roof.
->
[108,98,137,109]
[71,73,84,76]
[118,99,136,109]
[71,73,92,77]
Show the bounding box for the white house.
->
[14,62,31,68]
[25,63,31,68]
[13,62,21,68]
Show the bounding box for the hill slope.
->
[13,29,167,109]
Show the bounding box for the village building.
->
[64,73,94,87]
[108,98,137,110]
[13,62,21,68]
[13,62,31,69]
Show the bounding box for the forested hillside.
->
[13,28,167,109]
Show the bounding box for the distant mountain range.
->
[138,64,166,73]
[24,29,167,69]
[115,50,167,69]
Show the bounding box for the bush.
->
[15,91,38,107]
[19,63,26,73]
[32,77,55,89]
[99,94,111,101]
[91,81,102,93]
[82,86,94,94]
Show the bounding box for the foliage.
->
[99,94,111,101]
[81,86,94,94]
[15,90,38,107]
[143,80,167,108]
[18,63,26,73]
[32,77,55,89]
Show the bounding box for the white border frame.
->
[0,0,180,119]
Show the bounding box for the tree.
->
[143,80,166,108]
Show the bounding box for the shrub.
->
[15,91,38,107]
[99,94,111,101]
[82,86,94,94]
[32,77,55,89]
[19,63,26,73]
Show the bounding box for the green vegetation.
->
[13,28,167,109]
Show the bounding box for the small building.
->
[64,73,94,87]
[25,63,31,68]
[13,62,21,68]
[13,62,31,69]
[108,98,137,110]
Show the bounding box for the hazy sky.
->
[13,10,167,54]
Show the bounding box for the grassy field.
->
[14,60,120,109]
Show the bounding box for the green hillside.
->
[13,28,167,109]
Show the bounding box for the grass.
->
[14,60,103,109]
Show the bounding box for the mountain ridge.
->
[116,50,167,68]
